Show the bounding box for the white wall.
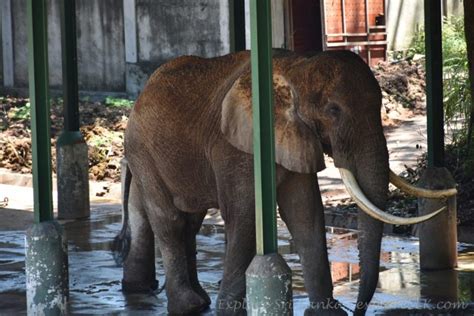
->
[244,0,287,49]
[387,0,464,51]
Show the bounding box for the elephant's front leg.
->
[213,158,256,315]
[277,172,347,316]
[216,202,256,315]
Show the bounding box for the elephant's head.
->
[221,50,455,314]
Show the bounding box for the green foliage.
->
[8,102,31,120]
[442,17,471,147]
[104,97,134,108]
[408,17,472,154]
[406,25,425,58]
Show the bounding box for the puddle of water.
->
[1,204,473,315]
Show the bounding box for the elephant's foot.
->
[167,286,210,315]
[304,299,348,316]
[191,281,211,305]
[122,278,158,294]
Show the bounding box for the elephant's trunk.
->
[354,145,389,315]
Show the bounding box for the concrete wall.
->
[76,0,126,92]
[3,0,464,95]
[1,0,230,96]
[7,0,125,92]
[136,0,226,63]
[244,0,287,49]
[387,0,464,51]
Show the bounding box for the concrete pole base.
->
[56,133,90,220]
[26,221,69,315]
[246,253,293,315]
[418,167,457,270]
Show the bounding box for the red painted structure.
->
[289,0,387,67]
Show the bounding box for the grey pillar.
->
[57,135,90,219]
[418,167,457,270]
[246,254,293,315]
[26,221,69,315]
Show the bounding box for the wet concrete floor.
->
[1,204,474,315]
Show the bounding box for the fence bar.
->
[231,0,246,51]
[61,0,80,132]
[247,6,292,314]
[250,0,277,255]
[27,0,53,223]
[425,0,445,167]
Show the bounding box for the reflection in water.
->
[0,205,473,315]
[421,269,459,303]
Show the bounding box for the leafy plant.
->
[8,102,31,120]
[104,97,134,108]
[442,17,471,147]
[407,17,473,173]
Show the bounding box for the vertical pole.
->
[27,0,53,223]
[250,0,277,256]
[365,0,371,65]
[61,0,79,133]
[320,0,328,51]
[246,1,292,315]
[230,0,246,52]
[57,0,90,219]
[425,0,444,167]
[2,0,14,87]
[26,1,69,314]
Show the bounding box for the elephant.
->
[113,50,453,315]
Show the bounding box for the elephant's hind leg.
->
[122,179,158,293]
[184,212,211,305]
[144,199,210,314]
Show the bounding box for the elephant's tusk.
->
[389,169,457,199]
[339,168,446,225]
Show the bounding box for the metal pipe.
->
[425,0,445,167]
[365,0,371,65]
[61,0,80,132]
[231,0,246,52]
[250,0,278,255]
[27,0,53,223]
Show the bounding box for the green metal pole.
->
[247,5,293,313]
[60,0,80,133]
[250,0,277,256]
[26,1,69,313]
[27,0,53,223]
[247,3,293,314]
[425,0,445,167]
[230,0,246,52]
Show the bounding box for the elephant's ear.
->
[221,72,325,173]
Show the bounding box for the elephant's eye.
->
[326,103,341,119]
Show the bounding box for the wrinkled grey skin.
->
[113,50,388,316]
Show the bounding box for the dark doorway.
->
[290,0,323,52]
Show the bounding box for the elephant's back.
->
[132,52,249,118]
[123,52,251,212]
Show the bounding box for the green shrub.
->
[104,97,134,108]
[408,17,472,151]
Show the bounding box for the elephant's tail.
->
[112,158,132,266]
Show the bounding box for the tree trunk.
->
[464,0,474,145]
